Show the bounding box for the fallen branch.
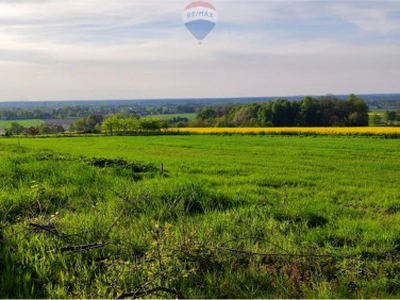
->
[61,242,109,253]
[215,246,349,259]
[29,223,64,238]
[133,271,166,298]
[116,286,184,299]
[30,223,102,241]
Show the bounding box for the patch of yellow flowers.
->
[173,127,400,136]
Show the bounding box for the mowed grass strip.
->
[1,135,400,298]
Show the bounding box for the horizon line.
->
[1,93,400,103]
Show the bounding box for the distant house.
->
[0,127,6,136]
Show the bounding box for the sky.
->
[0,0,399,101]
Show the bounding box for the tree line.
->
[0,95,372,136]
[70,95,370,133]
[192,95,369,127]
[370,110,400,126]
[0,103,201,120]
[3,122,65,136]
[2,115,172,136]
[69,114,171,134]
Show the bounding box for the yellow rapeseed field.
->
[173,127,400,136]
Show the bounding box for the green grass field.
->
[150,113,197,121]
[0,119,44,129]
[369,108,399,113]
[1,135,400,298]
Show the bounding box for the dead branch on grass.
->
[61,242,110,253]
[29,223,64,238]
[116,286,185,299]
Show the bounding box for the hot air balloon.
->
[182,1,218,42]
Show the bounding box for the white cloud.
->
[330,1,400,34]
[0,0,399,100]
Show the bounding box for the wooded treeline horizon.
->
[2,94,398,135]
[0,93,399,122]
[193,94,370,127]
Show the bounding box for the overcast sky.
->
[0,0,399,101]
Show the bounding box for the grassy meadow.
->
[0,119,44,129]
[150,113,197,121]
[1,135,400,298]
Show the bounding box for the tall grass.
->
[1,135,400,298]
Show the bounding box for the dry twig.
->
[116,286,184,299]
[61,242,110,253]
[29,223,64,238]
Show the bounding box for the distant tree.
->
[233,107,255,126]
[70,119,87,132]
[140,118,161,131]
[70,114,104,133]
[86,114,104,131]
[385,111,397,123]
[160,119,170,131]
[190,119,206,127]
[197,108,218,121]
[40,125,52,135]
[177,121,188,128]
[257,101,274,126]
[318,98,335,126]
[299,96,319,126]
[26,127,39,137]
[272,100,295,126]
[215,115,230,127]
[370,114,383,126]
[6,122,25,135]
[347,94,369,126]
[125,117,140,133]
[332,100,350,126]
[102,115,119,134]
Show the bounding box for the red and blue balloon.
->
[183,1,218,41]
